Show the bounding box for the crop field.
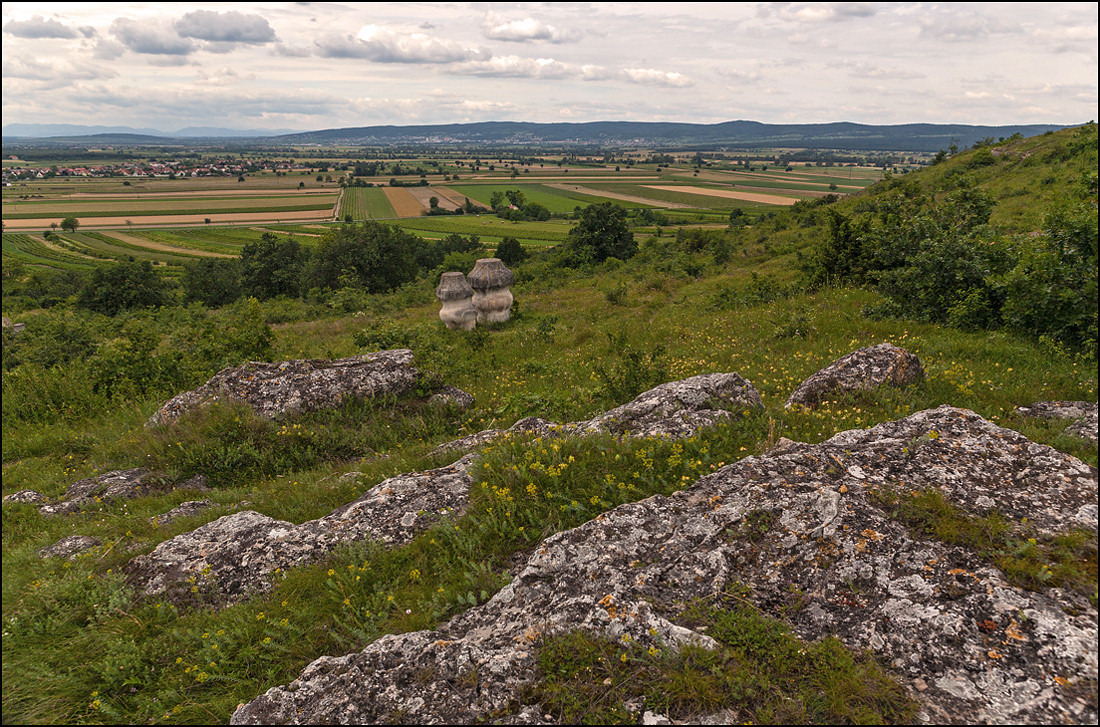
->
[405,186,460,211]
[1,233,104,270]
[3,194,336,220]
[444,182,647,213]
[577,183,773,211]
[338,187,396,221]
[382,187,426,218]
[642,185,800,206]
[389,216,572,246]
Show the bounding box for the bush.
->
[77,259,169,315]
[494,236,528,265]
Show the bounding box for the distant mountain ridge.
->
[278,120,1067,152]
[1,123,298,139]
[3,120,1070,152]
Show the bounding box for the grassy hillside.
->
[2,126,1096,724]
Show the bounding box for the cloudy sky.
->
[3,2,1097,133]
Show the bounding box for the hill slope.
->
[1,126,1096,725]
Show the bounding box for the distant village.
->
[2,158,313,185]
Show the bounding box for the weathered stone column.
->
[467,258,514,324]
[435,272,478,330]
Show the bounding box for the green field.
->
[389,216,572,245]
[1,233,104,270]
[3,200,336,220]
[338,187,396,220]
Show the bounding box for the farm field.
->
[389,216,572,246]
[643,185,800,206]
[338,187,396,220]
[3,192,336,220]
[445,182,651,213]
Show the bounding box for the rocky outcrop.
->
[124,455,478,605]
[785,343,924,409]
[37,535,101,559]
[146,350,419,428]
[1016,401,1098,443]
[431,372,763,456]
[151,499,216,527]
[13,469,205,517]
[428,385,475,410]
[572,372,762,437]
[232,406,1097,726]
[467,258,514,324]
[126,372,761,606]
[435,273,478,331]
[3,490,46,505]
[430,416,557,457]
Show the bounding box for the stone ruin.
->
[436,258,514,329]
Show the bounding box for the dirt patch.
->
[429,186,472,208]
[405,186,459,211]
[382,188,426,218]
[544,183,692,209]
[642,185,799,206]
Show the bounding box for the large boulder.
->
[572,372,762,437]
[146,350,419,428]
[785,343,924,409]
[232,406,1097,725]
[124,455,478,605]
[1016,401,1098,443]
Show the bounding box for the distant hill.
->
[274,120,1069,152]
[3,120,1070,152]
[1,123,297,140]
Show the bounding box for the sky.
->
[2,2,1097,133]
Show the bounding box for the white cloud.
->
[110,17,194,55]
[763,3,877,23]
[620,68,693,87]
[175,10,276,44]
[3,15,79,39]
[481,13,582,43]
[314,25,487,63]
[451,55,577,79]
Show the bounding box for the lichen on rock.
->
[124,455,478,606]
[785,342,924,409]
[231,405,1097,726]
[146,349,420,428]
[1016,400,1098,443]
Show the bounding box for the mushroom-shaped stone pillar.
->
[435,272,478,331]
[467,258,515,324]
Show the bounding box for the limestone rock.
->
[128,372,760,606]
[467,258,514,324]
[124,456,478,605]
[572,372,763,437]
[232,406,1097,726]
[3,490,46,505]
[430,416,557,457]
[146,350,419,428]
[36,468,187,517]
[37,535,101,559]
[151,499,216,527]
[785,343,924,409]
[436,272,479,331]
[1016,401,1098,443]
[428,385,475,410]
